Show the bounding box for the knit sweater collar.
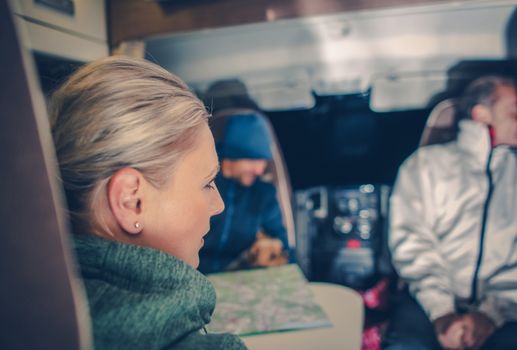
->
[73,234,216,349]
[457,120,513,166]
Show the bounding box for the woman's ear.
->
[107,167,144,235]
[471,104,493,125]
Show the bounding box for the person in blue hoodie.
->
[199,112,291,274]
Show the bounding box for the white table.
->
[242,282,364,350]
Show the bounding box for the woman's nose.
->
[211,185,225,216]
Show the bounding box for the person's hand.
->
[434,312,466,350]
[460,311,496,350]
[248,232,288,267]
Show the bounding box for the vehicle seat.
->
[210,108,296,250]
[419,99,458,147]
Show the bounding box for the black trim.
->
[470,148,494,304]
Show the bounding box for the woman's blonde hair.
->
[49,56,209,235]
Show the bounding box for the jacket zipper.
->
[469,148,494,304]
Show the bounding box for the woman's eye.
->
[205,180,216,190]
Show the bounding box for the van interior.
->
[2,0,516,348]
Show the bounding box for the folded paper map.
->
[207,264,332,336]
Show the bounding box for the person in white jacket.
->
[384,75,517,350]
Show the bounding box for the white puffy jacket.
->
[390,119,517,326]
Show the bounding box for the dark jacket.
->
[199,174,289,274]
[73,234,247,350]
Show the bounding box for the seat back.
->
[419,99,459,147]
[210,109,296,249]
[0,2,91,349]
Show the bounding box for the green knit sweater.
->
[73,234,247,350]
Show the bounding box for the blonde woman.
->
[50,56,247,350]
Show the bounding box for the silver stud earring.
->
[134,222,141,229]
